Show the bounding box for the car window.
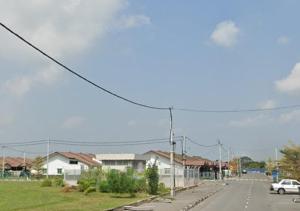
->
[292,181,300,185]
[282,180,291,185]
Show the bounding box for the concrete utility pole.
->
[275,147,279,183]
[169,108,176,198]
[218,140,222,180]
[23,151,26,170]
[47,139,50,178]
[2,146,5,178]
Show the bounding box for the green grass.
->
[0,181,148,211]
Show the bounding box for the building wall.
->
[101,160,145,173]
[42,155,89,176]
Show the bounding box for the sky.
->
[1,0,300,161]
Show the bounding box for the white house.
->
[143,150,185,187]
[96,153,146,173]
[42,152,100,176]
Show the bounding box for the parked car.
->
[270,179,300,194]
[242,169,247,174]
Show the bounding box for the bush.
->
[84,186,96,195]
[61,185,77,193]
[41,178,52,187]
[78,168,102,192]
[135,177,147,193]
[145,163,159,195]
[106,168,137,196]
[54,177,64,187]
[99,180,110,193]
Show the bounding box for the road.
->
[192,173,300,211]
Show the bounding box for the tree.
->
[145,162,159,195]
[280,142,300,180]
[32,156,44,176]
[265,157,275,174]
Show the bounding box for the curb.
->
[180,186,224,211]
[105,183,203,211]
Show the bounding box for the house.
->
[42,152,100,176]
[96,153,146,173]
[144,150,186,187]
[0,157,32,176]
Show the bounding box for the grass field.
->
[0,181,148,211]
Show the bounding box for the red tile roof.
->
[0,157,32,168]
[50,152,99,167]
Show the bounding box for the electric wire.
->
[186,137,218,148]
[174,104,300,113]
[0,22,169,111]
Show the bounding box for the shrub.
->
[99,180,110,193]
[106,168,137,196]
[41,178,52,187]
[61,185,77,193]
[78,168,102,192]
[145,163,159,195]
[54,177,64,187]
[135,177,147,193]
[84,186,96,195]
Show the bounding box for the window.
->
[282,180,291,185]
[69,160,78,165]
[292,181,300,185]
[57,168,62,174]
[164,168,171,175]
[42,168,47,174]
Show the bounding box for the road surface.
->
[192,173,300,211]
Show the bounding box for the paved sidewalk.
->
[128,181,225,211]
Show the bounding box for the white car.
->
[270,179,300,194]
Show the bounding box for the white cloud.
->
[258,100,276,109]
[210,20,239,47]
[275,63,300,94]
[62,116,85,129]
[277,36,289,45]
[229,115,266,128]
[119,15,151,29]
[0,0,149,97]
[2,65,62,97]
[279,110,300,123]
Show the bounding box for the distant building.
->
[42,152,100,176]
[96,153,146,173]
[0,157,32,176]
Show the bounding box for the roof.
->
[0,157,32,168]
[49,152,99,167]
[144,150,213,167]
[144,150,183,165]
[96,153,147,161]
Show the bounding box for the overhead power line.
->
[175,104,300,113]
[3,22,300,114]
[185,137,218,148]
[0,22,169,111]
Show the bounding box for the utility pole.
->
[2,146,5,178]
[169,108,175,198]
[23,151,26,170]
[47,139,50,178]
[227,148,230,177]
[218,140,222,180]
[275,147,279,183]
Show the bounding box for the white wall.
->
[42,155,89,176]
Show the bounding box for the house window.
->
[164,168,171,175]
[42,168,47,174]
[69,160,78,165]
[57,168,62,174]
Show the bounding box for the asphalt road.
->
[191,174,300,211]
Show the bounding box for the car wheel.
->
[278,188,285,195]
